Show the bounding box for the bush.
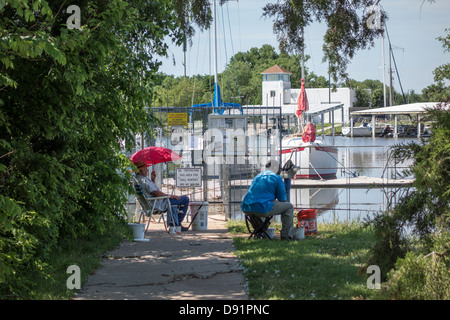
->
[0,195,50,297]
[379,225,450,300]
[0,0,182,298]
[363,211,407,281]
[365,104,450,299]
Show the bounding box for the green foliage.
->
[153,44,329,107]
[362,210,407,282]
[391,105,450,237]
[261,0,384,83]
[0,194,51,296]
[376,223,450,300]
[153,41,427,109]
[422,29,450,102]
[0,0,188,298]
[364,104,450,299]
[364,32,450,290]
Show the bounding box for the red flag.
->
[296,79,309,118]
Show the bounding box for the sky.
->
[158,0,450,94]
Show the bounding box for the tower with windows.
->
[261,65,292,106]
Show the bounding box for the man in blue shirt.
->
[241,160,295,240]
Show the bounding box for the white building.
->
[261,65,356,123]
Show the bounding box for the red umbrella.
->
[296,78,309,118]
[130,146,182,167]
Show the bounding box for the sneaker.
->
[181,226,189,232]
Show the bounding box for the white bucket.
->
[266,227,275,239]
[190,201,208,231]
[293,226,305,240]
[128,223,148,241]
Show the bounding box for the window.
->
[264,74,279,81]
[281,74,290,82]
[263,74,290,82]
[270,90,276,97]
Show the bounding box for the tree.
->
[152,43,340,107]
[422,29,450,102]
[261,0,384,83]
[363,28,450,299]
[0,0,189,297]
[366,104,450,299]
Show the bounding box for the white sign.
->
[176,168,202,187]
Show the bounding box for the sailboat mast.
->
[301,27,305,80]
[300,26,305,129]
[382,29,386,107]
[213,0,218,85]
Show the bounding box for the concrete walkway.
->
[74,214,248,300]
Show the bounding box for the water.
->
[129,129,420,224]
[299,135,419,224]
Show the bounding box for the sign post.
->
[168,113,188,127]
[175,168,202,188]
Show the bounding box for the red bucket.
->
[297,209,317,235]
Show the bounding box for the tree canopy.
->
[423,29,450,102]
[261,0,385,83]
[364,29,450,299]
[152,43,430,109]
[153,44,333,107]
[0,0,190,297]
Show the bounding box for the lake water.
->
[292,135,418,224]
[128,131,420,224]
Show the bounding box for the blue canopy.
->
[190,83,243,115]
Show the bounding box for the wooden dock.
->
[228,176,415,189]
[290,176,415,189]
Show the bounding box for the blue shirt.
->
[241,170,287,213]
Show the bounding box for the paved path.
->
[74,214,248,300]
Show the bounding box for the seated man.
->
[134,162,190,231]
[241,160,295,240]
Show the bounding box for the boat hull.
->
[281,138,338,179]
[342,125,386,137]
[342,126,371,137]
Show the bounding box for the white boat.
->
[289,188,339,213]
[342,123,377,137]
[280,129,338,179]
[342,123,389,137]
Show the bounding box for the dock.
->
[227,176,415,190]
[290,176,415,189]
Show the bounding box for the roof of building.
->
[261,65,292,75]
[350,102,445,116]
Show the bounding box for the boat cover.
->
[302,123,316,143]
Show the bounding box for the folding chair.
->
[244,213,274,239]
[133,181,176,233]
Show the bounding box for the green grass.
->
[228,220,376,300]
[28,228,129,300]
[316,123,343,135]
[19,219,374,300]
